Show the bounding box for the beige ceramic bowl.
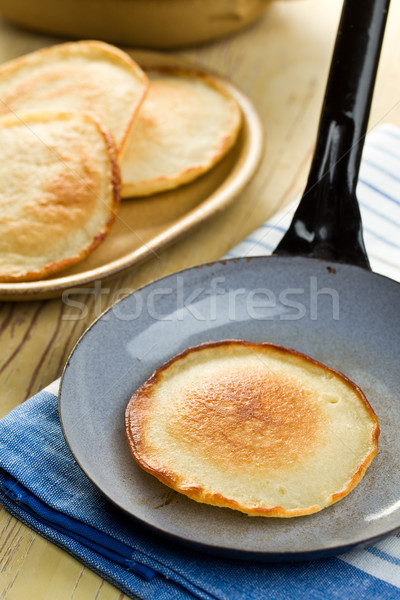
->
[0,0,272,48]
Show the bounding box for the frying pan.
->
[60,0,400,560]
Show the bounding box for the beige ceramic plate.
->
[0,50,263,301]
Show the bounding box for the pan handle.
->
[274,0,390,270]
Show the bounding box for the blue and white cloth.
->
[1,124,400,599]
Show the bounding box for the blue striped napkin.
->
[1,124,400,599]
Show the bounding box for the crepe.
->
[0,111,120,282]
[119,68,242,197]
[125,340,379,517]
[0,40,148,154]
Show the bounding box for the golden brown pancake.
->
[125,340,379,517]
[119,67,242,197]
[0,111,120,282]
[0,40,148,154]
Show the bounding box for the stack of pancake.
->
[0,41,242,282]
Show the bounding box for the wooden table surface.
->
[1,0,400,597]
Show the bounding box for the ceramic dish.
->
[0,50,263,302]
[59,257,400,561]
[0,0,272,48]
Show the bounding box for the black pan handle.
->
[274,0,390,269]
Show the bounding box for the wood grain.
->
[1,0,400,597]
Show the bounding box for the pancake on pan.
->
[125,340,379,517]
[0,40,148,154]
[0,111,119,282]
[119,68,242,197]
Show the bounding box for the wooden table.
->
[1,0,400,597]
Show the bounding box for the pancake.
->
[119,68,242,197]
[125,340,379,517]
[0,40,148,154]
[0,111,120,282]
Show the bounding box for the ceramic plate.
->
[59,256,400,561]
[0,50,263,302]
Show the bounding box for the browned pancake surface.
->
[0,111,120,282]
[120,67,241,197]
[169,366,322,471]
[125,340,379,517]
[0,40,148,154]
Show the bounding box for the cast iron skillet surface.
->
[60,0,398,560]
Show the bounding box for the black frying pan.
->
[60,0,400,560]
